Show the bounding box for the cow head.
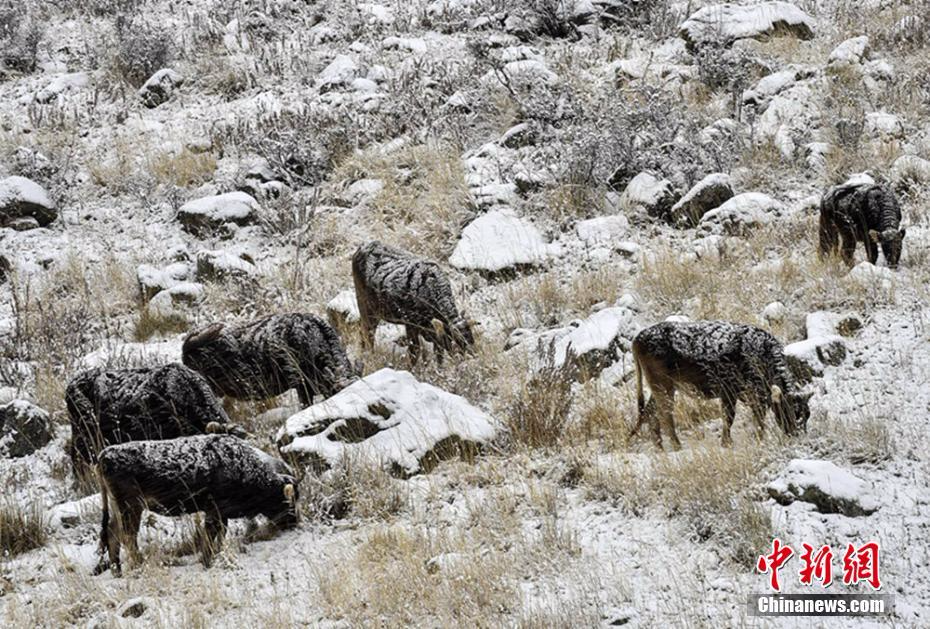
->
[275,479,300,529]
[430,317,476,352]
[869,228,906,268]
[771,385,813,435]
[182,323,231,375]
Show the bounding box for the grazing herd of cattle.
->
[60,180,903,575]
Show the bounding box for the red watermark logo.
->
[757,539,881,592]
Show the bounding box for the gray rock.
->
[177,192,259,237]
[699,192,784,236]
[669,173,734,227]
[139,69,184,108]
[196,250,258,282]
[0,400,53,458]
[117,597,154,618]
[622,172,679,219]
[679,2,815,51]
[0,176,57,228]
[768,459,879,517]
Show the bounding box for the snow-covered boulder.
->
[699,192,784,235]
[276,368,499,476]
[34,72,89,104]
[679,2,815,51]
[891,154,930,185]
[864,112,905,140]
[79,338,183,369]
[756,81,820,159]
[669,173,734,227]
[177,192,259,236]
[0,400,53,458]
[450,210,556,273]
[784,337,846,380]
[762,301,787,324]
[0,176,57,228]
[136,262,192,301]
[317,54,359,91]
[575,215,629,246]
[326,289,360,328]
[138,68,184,108]
[768,459,879,516]
[622,172,679,218]
[847,261,895,289]
[827,36,870,72]
[48,495,101,529]
[195,249,257,281]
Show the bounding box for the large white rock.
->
[669,173,734,226]
[0,400,53,458]
[756,81,820,159]
[177,192,259,236]
[575,215,629,246]
[827,36,870,71]
[276,368,499,476]
[34,72,89,104]
[326,289,361,326]
[699,192,784,235]
[317,54,359,90]
[551,307,640,373]
[768,459,879,516]
[138,68,184,108]
[679,2,815,50]
[864,112,905,140]
[622,172,678,218]
[195,249,258,281]
[0,176,57,228]
[891,154,930,185]
[450,210,556,272]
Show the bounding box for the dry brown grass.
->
[334,143,473,259]
[0,498,48,557]
[133,305,189,341]
[147,148,217,188]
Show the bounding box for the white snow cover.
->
[0,176,55,213]
[79,338,183,369]
[326,289,361,323]
[450,210,556,271]
[277,368,499,475]
[552,307,640,367]
[177,192,258,229]
[622,172,674,210]
[34,72,89,103]
[679,2,815,48]
[828,36,870,68]
[699,192,784,235]
[768,459,879,515]
[575,215,629,245]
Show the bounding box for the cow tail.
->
[636,357,645,418]
[97,466,110,565]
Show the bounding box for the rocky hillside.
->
[1,0,929,626]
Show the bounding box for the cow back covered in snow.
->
[95,434,298,575]
[352,241,474,362]
[819,183,905,268]
[630,320,811,449]
[182,313,357,406]
[66,364,233,475]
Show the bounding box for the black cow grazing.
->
[352,241,475,363]
[66,364,237,477]
[182,313,358,406]
[94,434,299,576]
[629,321,812,450]
[819,183,906,268]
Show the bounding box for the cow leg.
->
[818,215,838,259]
[839,230,857,267]
[122,502,144,567]
[358,308,378,350]
[864,236,879,264]
[202,509,227,568]
[750,402,767,441]
[658,387,681,451]
[720,396,737,447]
[406,326,422,365]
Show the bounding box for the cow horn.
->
[205,422,224,434]
[283,483,295,504]
[770,385,783,403]
[431,318,446,336]
[184,323,224,348]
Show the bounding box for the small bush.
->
[0,4,42,76]
[0,499,48,557]
[147,148,216,188]
[110,15,172,87]
[506,342,575,448]
[300,453,408,521]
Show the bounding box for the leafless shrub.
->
[109,14,173,87]
[0,3,42,77]
[506,342,575,448]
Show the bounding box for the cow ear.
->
[868,229,881,243]
[185,323,224,347]
[283,483,295,504]
[205,422,223,434]
[431,318,446,337]
[770,385,783,403]
[899,227,907,239]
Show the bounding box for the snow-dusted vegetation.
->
[1,0,929,625]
